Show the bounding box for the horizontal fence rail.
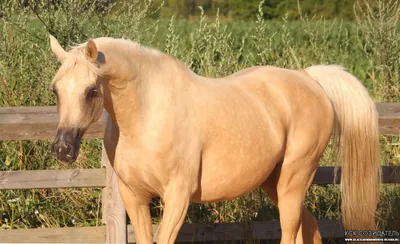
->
[376,103,400,134]
[128,220,344,242]
[313,165,400,184]
[0,104,399,243]
[0,166,398,190]
[0,106,106,140]
[0,226,107,243]
[1,103,400,141]
[0,168,106,189]
[0,220,344,243]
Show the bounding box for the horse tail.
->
[304,65,381,231]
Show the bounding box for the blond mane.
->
[51,38,166,87]
[50,48,104,87]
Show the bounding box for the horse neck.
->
[100,46,187,137]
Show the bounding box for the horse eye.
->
[87,88,98,98]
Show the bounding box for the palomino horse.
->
[49,35,381,244]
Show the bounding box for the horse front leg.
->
[118,179,153,244]
[156,180,191,244]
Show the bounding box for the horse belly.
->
[191,137,284,203]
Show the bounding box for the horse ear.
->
[49,35,66,62]
[84,39,98,62]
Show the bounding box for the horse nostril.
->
[63,143,72,154]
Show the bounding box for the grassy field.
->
[0,0,399,241]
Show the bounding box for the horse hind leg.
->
[263,128,330,244]
[277,154,321,244]
[261,166,322,244]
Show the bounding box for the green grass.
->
[0,0,399,240]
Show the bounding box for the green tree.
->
[227,0,260,19]
[214,0,230,16]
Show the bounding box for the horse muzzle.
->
[51,128,82,163]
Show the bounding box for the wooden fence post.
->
[102,143,127,243]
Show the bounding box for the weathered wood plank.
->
[126,220,344,243]
[0,103,399,141]
[0,168,106,190]
[377,103,400,134]
[376,103,400,118]
[0,166,397,190]
[313,165,400,184]
[0,106,106,140]
[0,226,106,243]
[101,144,127,244]
[0,106,56,114]
[0,220,342,243]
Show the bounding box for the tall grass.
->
[0,0,399,241]
[355,0,400,231]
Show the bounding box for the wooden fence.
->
[0,104,399,243]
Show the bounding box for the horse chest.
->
[111,139,172,196]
